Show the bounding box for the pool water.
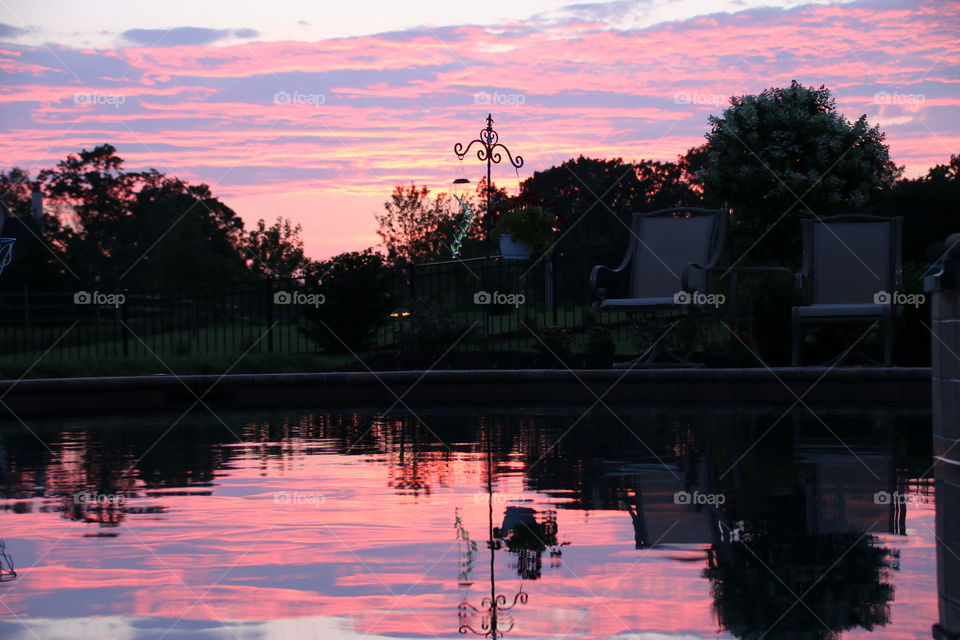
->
[0,407,937,639]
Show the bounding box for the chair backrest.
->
[628,208,726,298]
[803,215,902,305]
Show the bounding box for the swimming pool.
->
[0,406,937,639]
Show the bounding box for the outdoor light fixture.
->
[389,308,411,318]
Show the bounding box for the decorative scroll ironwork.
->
[453,114,524,244]
[454,114,524,171]
[458,590,528,637]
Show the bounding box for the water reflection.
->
[0,539,16,582]
[0,407,935,639]
[458,438,530,638]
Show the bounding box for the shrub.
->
[493,206,555,252]
[299,250,395,353]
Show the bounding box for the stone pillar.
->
[927,233,960,640]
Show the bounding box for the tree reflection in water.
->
[705,524,897,639]
[697,415,903,640]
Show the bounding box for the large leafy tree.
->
[37,144,249,288]
[517,156,701,250]
[685,81,899,265]
[244,217,308,279]
[128,174,248,289]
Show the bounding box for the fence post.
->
[266,279,274,353]
[408,263,415,301]
[545,252,556,324]
[121,288,129,357]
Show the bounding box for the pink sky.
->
[1,0,957,259]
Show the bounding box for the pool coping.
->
[0,367,932,419]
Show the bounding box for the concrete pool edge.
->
[0,367,932,418]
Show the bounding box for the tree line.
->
[1,81,956,296]
[379,82,957,269]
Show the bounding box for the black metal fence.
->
[0,245,629,361]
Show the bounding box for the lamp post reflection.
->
[0,540,16,582]
[457,435,528,638]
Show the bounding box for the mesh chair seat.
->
[795,303,890,319]
[597,297,678,311]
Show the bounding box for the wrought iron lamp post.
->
[453,114,524,244]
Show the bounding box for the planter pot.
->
[499,234,534,260]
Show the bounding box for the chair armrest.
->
[714,266,792,276]
[590,264,620,299]
[681,262,707,293]
[794,272,805,305]
[591,248,634,300]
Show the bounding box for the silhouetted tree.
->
[299,249,395,352]
[0,168,75,291]
[685,81,899,266]
[19,144,258,288]
[874,154,960,263]
[126,173,248,288]
[518,156,701,250]
[375,183,460,265]
[244,217,308,279]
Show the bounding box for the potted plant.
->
[493,205,554,259]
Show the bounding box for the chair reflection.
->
[597,412,909,639]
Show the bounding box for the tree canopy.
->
[874,154,960,262]
[517,156,701,251]
[685,80,900,264]
[1,144,306,291]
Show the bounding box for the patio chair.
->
[590,207,728,367]
[791,214,903,366]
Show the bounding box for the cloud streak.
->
[121,26,260,47]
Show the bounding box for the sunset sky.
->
[1,0,957,259]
